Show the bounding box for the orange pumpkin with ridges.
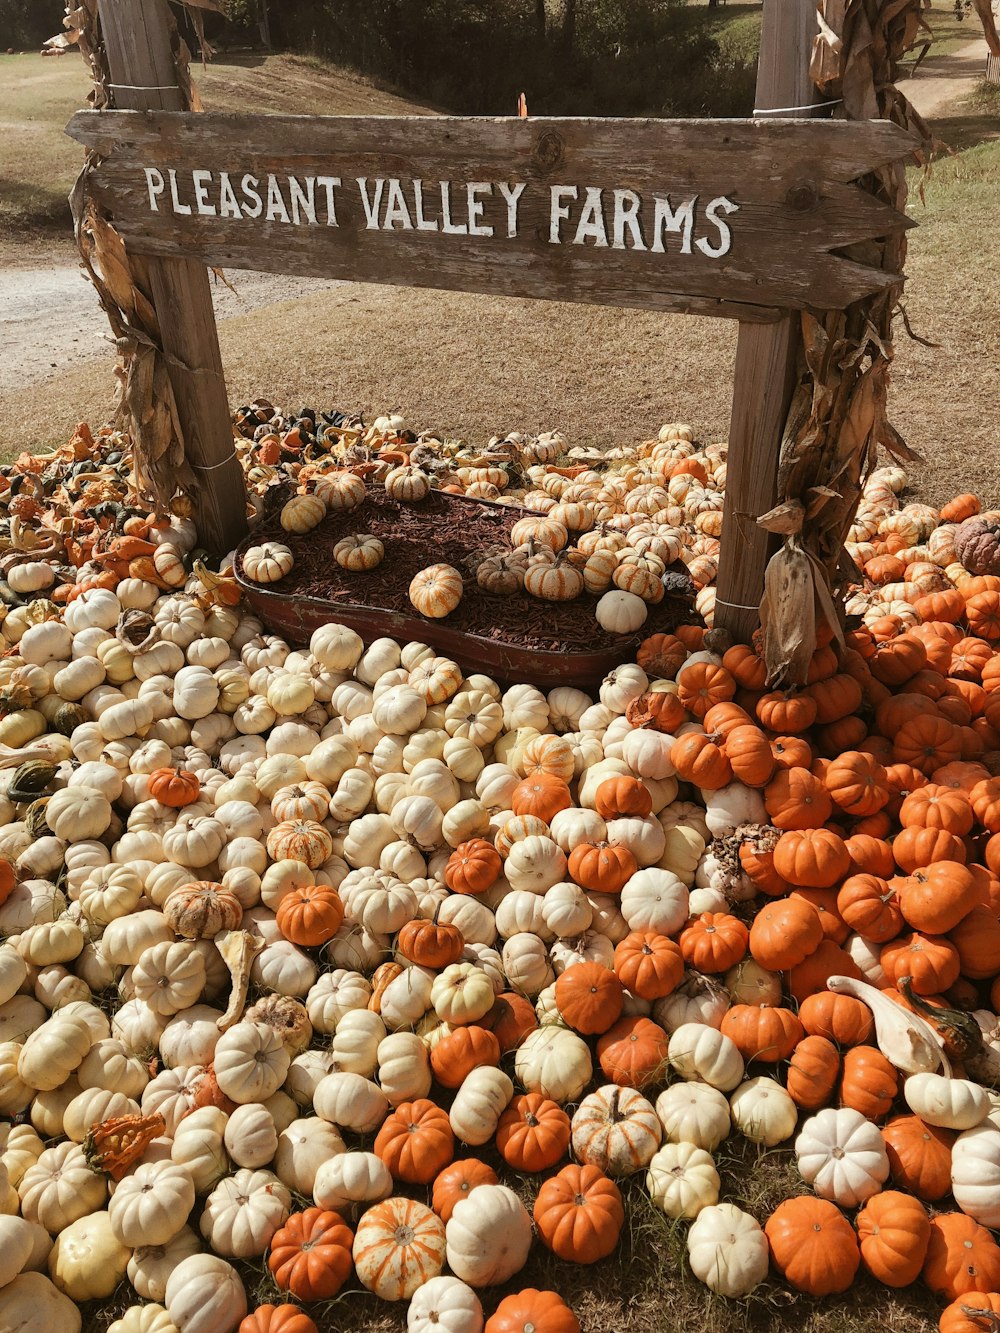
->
[635,633,687,679]
[374,1099,454,1184]
[486,1290,580,1333]
[594,776,652,820]
[511,773,573,823]
[445,839,502,895]
[764,766,832,830]
[843,835,895,878]
[749,897,823,971]
[839,1045,898,1120]
[938,1293,1000,1333]
[481,991,538,1053]
[669,732,732,789]
[789,887,849,944]
[554,963,623,1035]
[892,826,967,874]
[429,1026,501,1089]
[596,1015,670,1089]
[431,1158,498,1222]
[613,932,683,1000]
[788,939,862,1003]
[855,1190,930,1288]
[719,726,773,788]
[495,1094,571,1174]
[765,1196,859,1296]
[268,1208,354,1301]
[923,1214,1000,1301]
[897,862,979,935]
[786,1034,840,1109]
[720,1004,803,1063]
[533,1163,624,1264]
[678,912,749,973]
[567,840,637,895]
[882,1114,955,1201]
[772,828,851,889]
[880,931,961,995]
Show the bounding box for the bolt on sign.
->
[67,113,916,321]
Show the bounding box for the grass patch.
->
[0,52,91,244]
[0,50,435,256]
[921,0,989,54]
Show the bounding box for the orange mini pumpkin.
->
[855,1190,930,1288]
[495,1094,571,1173]
[836,874,903,944]
[275,883,344,947]
[839,1045,898,1120]
[596,1015,669,1089]
[554,962,623,1035]
[567,840,637,895]
[749,897,823,972]
[431,1158,498,1222]
[880,931,961,996]
[786,1034,840,1110]
[765,1196,859,1296]
[485,1289,580,1333]
[612,932,684,1000]
[397,913,465,969]
[669,732,732,789]
[445,838,502,895]
[594,776,652,820]
[720,1004,803,1063]
[676,661,735,718]
[511,773,573,823]
[374,1098,455,1184]
[240,1307,318,1333]
[678,912,749,973]
[533,1163,624,1263]
[429,1026,501,1089]
[882,1113,955,1201]
[268,1208,354,1301]
[764,766,832,831]
[635,633,687,679]
[772,828,851,889]
[924,1214,1000,1301]
[148,766,201,808]
[798,991,874,1047]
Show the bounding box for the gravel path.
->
[0,262,337,397]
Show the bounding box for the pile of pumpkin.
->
[4,417,1000,1333]
[238,413,716,632]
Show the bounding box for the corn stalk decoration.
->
[756,0,939,686]
[58,0,220,514]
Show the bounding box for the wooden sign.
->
[68,111,916,320]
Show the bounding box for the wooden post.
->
[713,0,818,643]
[97,0,247,554]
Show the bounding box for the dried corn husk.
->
[758,0,936,684]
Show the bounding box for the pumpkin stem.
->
[897,976,984,1059]
[958,1307,1000,1332]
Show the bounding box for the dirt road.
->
[902,35,989,118]
[0,264,337,398]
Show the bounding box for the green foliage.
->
[263,0,758,119]
[0,0,65,50]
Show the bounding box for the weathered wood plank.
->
[67,108,915,315]
[66,110,919,182]
[714,0,817,643]
[96,0,246,553]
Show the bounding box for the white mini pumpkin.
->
[200,1167,291,1258]
[686,1202,768,1297]
[794,1106,889,1207]
[445,1184,532,1288]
